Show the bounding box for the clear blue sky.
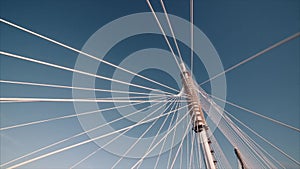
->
[1,0,299,168]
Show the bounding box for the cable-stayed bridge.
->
[0,0,299,168]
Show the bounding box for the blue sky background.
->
[1,0,299,168]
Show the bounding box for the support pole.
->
[180,63,216,169]
[198,131,217,169]
[234,147,247,169]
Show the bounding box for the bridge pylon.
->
[180,63,217,169]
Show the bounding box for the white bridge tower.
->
[180,63,217,169]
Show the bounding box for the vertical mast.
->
[180,63,216,169]
[234,147,247,169]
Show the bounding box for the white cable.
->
[8,102,190,169]
[212,95,300,133]
[0,80,164,96]
[0,18,180,94]
[131,108,192,169]
[169,117,192,169]
[200,32,300,86]
[0,51,175,96]
[1,99,165,168]
[110,99,175,168]
[223,108,300,166]
[159,0,184,64]
[146,0,183,74]
[189,131,196,169]
[152,100,180,169]
[190,0,194,75]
